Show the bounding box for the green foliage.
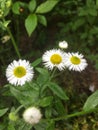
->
[0,0,12,18]
[0,0,98,129]
[31,58,42,67]
[83,90,98,111]
[37,15,47,26]
[0,108,8,117]
[25,14,37,36]
[54,0,98,68]
[48,82,69,100]
[10,83,40,107]
[12,0,59,36]
[28,0,36,13]
[38,96,53,107]
[36,0,59,14]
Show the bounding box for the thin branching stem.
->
[6,27,21,58]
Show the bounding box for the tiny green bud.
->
[9,112,18,121]
[0,9,4,18]
[6,0,12,8]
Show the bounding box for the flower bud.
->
[9,112,18,121]
[59,41,68,49]
[23,107,42,125]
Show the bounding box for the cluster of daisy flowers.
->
[6,41,88,86]
[5,41,88,125]
[42,41,88,72]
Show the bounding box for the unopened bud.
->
[9,112,18,121]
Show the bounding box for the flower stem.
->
[15,105,24,114]
[6,27,21,58]
[52,108,98,121]
[50,67,57,80]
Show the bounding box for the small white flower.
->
[6,59,34,86]
[1,35,10,43]
[42,49,66,71]
[59,41,68,49]
[89,84,95,92]
[64,52,88,72]
[23,107,42,125]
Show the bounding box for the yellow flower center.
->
[70,56,81,65]
[50,54,62,64]
[14,66,26,78]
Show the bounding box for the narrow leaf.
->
[54,97,66,116]
[83,90,98,111]
[25,14,37,36]
[36,0,59,14]
[31,58,42,67]
[48,82,69,100]
[0,108,8,117]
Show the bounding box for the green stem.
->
[15,105,24,114]
[52,108,98,121]
[6,27,21,58]
[50,67,57,80]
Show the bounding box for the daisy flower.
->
[6,59,34,86]
[64,52,88,72]
[59,40,68,49]
[42,49,66,71]
[23,107,42,125]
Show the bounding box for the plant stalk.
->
[53,108,98,121]
[6,27,21,58]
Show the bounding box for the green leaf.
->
[86,0,94,7]
[16,119,33,130]
[83,90,98,111]
[54,97,66,116]
[36,0,59,14]
[39,96,53,107]
[37,74,49,88]
[10,84,39,107]
[28,0,36,12]
[37,74,49,86]
[48,82,69,100]
[36,68,50,86]
[46,120,55,130]
[37,15,47,26]
[89,9,97,16]
[12,1,21,14]
[72,18,85,31]
[96,0,98,8]
[0,108,8,117]
[31,58,42,67]
[25,14,37,36]
[36,67,49,75]
[8,122,15,130]
[0,124,6,130]
[34,122,49,130]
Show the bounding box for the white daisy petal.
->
[42,49,67,71]
[6,59,34,86]
[64,52,88,72]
